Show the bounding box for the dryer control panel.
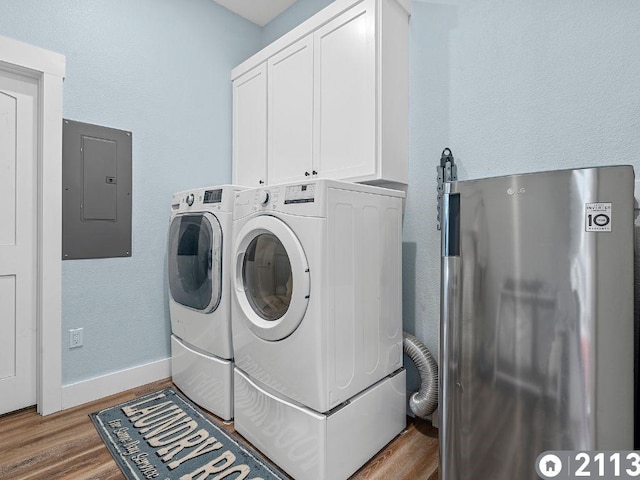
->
[172,185,244,214]
[203,189,223,204]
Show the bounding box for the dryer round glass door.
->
[233,216,310,341]
[244,233,292,321]
[168,212,222,312]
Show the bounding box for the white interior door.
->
[0,69,38,415]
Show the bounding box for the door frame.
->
[0,35,65,415]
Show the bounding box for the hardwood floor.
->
[0,379,439,480]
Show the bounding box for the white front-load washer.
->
[231,179,406,480]
[168,184,244,420]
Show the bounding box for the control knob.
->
[186,193,195,206]
[257,190,270,205]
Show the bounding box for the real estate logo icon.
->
[537,453,562,478]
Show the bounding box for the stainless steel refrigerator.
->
[439,165,635,480]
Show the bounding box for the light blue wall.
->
[405,0,640,362]
[3,0,640,390]
[264,0,640,378]
[0,0,262,384]
[261,0,334,46]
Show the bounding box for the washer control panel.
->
[284,184,315,204]
[253,183,316,210]
[236,181,321,219]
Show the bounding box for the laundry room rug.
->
[90,388,287,480]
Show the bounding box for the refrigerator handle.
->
[442,193,460,256]
[439,255,463,480]
[440,192,462,479]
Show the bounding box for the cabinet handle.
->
[312,170,318,175]
[259,179,264,184]
[304,171,310,176]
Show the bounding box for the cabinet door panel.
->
[268,35,314,185]
[314,0,376,181]
[233,64,267,187]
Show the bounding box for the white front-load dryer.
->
[168,184,244,420]
[231,179,406,480]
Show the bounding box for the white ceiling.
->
[212,0,298,26]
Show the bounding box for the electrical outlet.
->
[69,328,83,349]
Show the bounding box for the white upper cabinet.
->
[232,0,411,189]
[314,1,376,181]
[233,64,267,187]
[268,35,314,185]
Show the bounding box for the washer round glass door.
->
[168,212,222,312]
[233,215,310,341]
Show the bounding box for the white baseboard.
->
[61,357,171,410]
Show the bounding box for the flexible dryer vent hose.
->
[403,332,439,418]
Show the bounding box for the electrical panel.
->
[62,119,132,260]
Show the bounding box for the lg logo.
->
[506,187,526,196]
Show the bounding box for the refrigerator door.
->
[439,165,635,480]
